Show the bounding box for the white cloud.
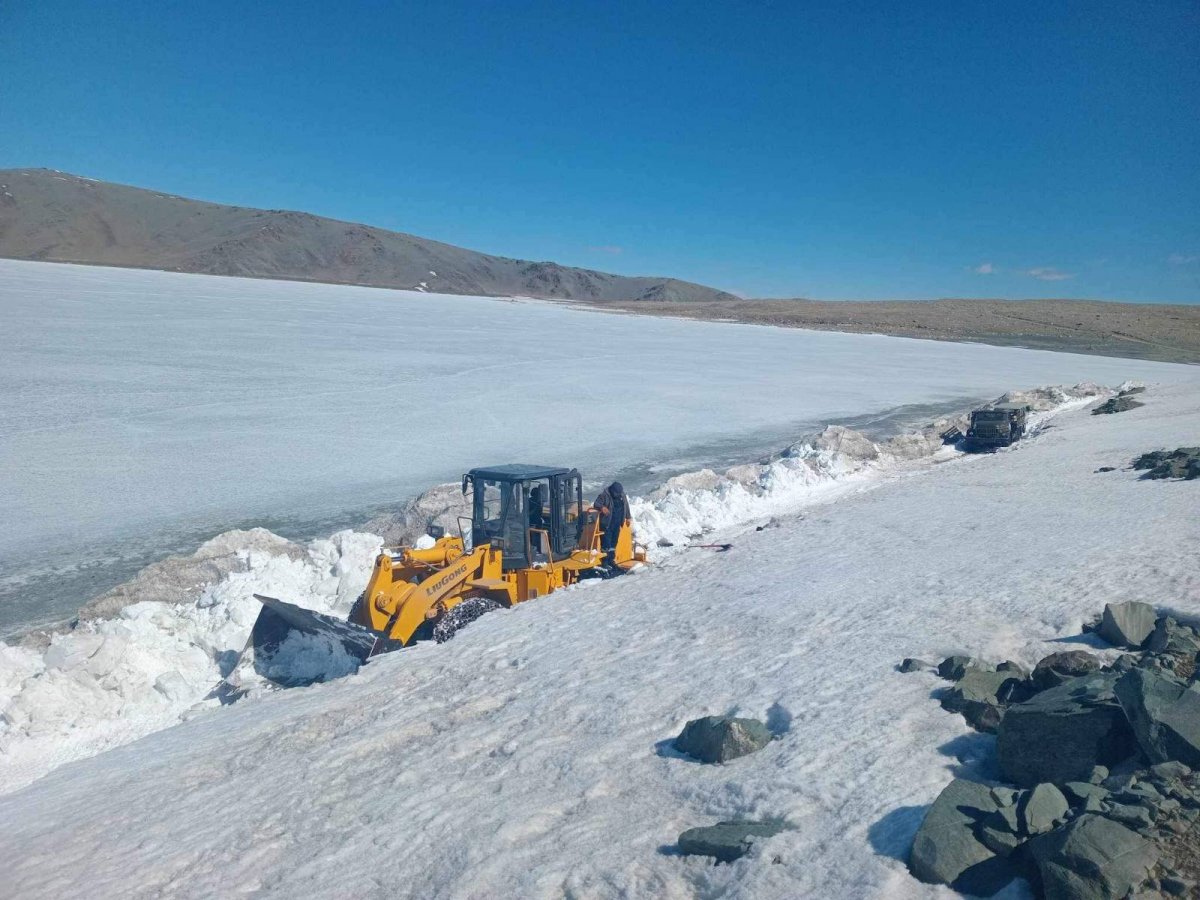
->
[1168,253,1198,265]
[1022,266,1075,282]
[970,262,996,275]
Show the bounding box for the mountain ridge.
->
[0,168,736,303]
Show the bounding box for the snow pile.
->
[0,530,380,793]
[632,383,1109,549]
[77,528,308,621]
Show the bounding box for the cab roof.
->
[468,464,573,481]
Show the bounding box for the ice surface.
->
[0,259,1191,631]
[1,378,1197,898]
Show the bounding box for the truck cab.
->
[965,403,1030,450]
[463,465,585,570]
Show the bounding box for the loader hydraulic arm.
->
[358,543,500,647]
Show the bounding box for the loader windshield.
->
[472,478,529,568]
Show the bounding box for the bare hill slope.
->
[0,169,735,303]
[590,296,1200,364]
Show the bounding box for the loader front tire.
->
[433,597,503,644]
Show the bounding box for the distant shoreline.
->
[573,297,1200,366]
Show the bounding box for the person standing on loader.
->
[594,481,629,569]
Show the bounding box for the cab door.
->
[551,471,583,557]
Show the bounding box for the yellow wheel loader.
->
[250,465,646,667]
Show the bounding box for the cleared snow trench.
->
[0,383,1118,794]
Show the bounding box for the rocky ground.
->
[906,600,1200,898]
[582,298,1200,365]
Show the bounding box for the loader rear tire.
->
[433,597,503,644]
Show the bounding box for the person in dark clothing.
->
[593,481,629,566]
[529,484,547,530]
[528,484,548,556]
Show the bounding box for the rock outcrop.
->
[1132,448,1200,481]
[673,715,773,764]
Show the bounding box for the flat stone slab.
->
[677,820,786,862]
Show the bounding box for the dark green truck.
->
[964,403,1030,451]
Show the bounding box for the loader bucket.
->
[251,594,382,670]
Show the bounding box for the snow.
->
[0,383,1115,794]
[1,377,1198,898]
[0,259,1191,635]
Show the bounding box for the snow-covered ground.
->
[0,383,1135,794]
[0,259,1190,633]
[1,377,1197,898]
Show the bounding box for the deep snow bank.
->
[0,383,1113,794]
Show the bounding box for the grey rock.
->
[1113,668,1200,767]
[1142,624,1200,681]
[1150,761,1192,781]
[1020,783,1070,835]
[963,702,1005,733]
[1092,395,1144,415]
[1132,447,1200,481]
[938,655,977,681]
[1099,601,1156,649]
[1064,782,1110,806]
[1029,814,1159,900]
[997,660,1030,678]
[1108,655,1137,674]
[1121,781,1163,805]
[1101,802,1154,831]
[990,786,1019,808]
[990,803,1021,834]
[673,715,773,764]
[677,820,786,862]
[978,824,1023,857]
[998,674,1137,787]
[899,657,932,673]
[1103,770,1139,792]
[1033,650,1103,691]
[909,779,1015,893]
[1089,765,1110,784]
[941,668,1025,733]
[1147,617,1200,660]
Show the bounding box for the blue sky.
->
[2,1,1198,302]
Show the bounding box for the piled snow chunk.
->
[0,528,381,794]
[78,527,307,621]
[250,631,360,686]
[631,384,1110,551]
[995,381,1108,412]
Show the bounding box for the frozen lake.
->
[0,259,1191,631]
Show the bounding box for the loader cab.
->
[463,465,584,570]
